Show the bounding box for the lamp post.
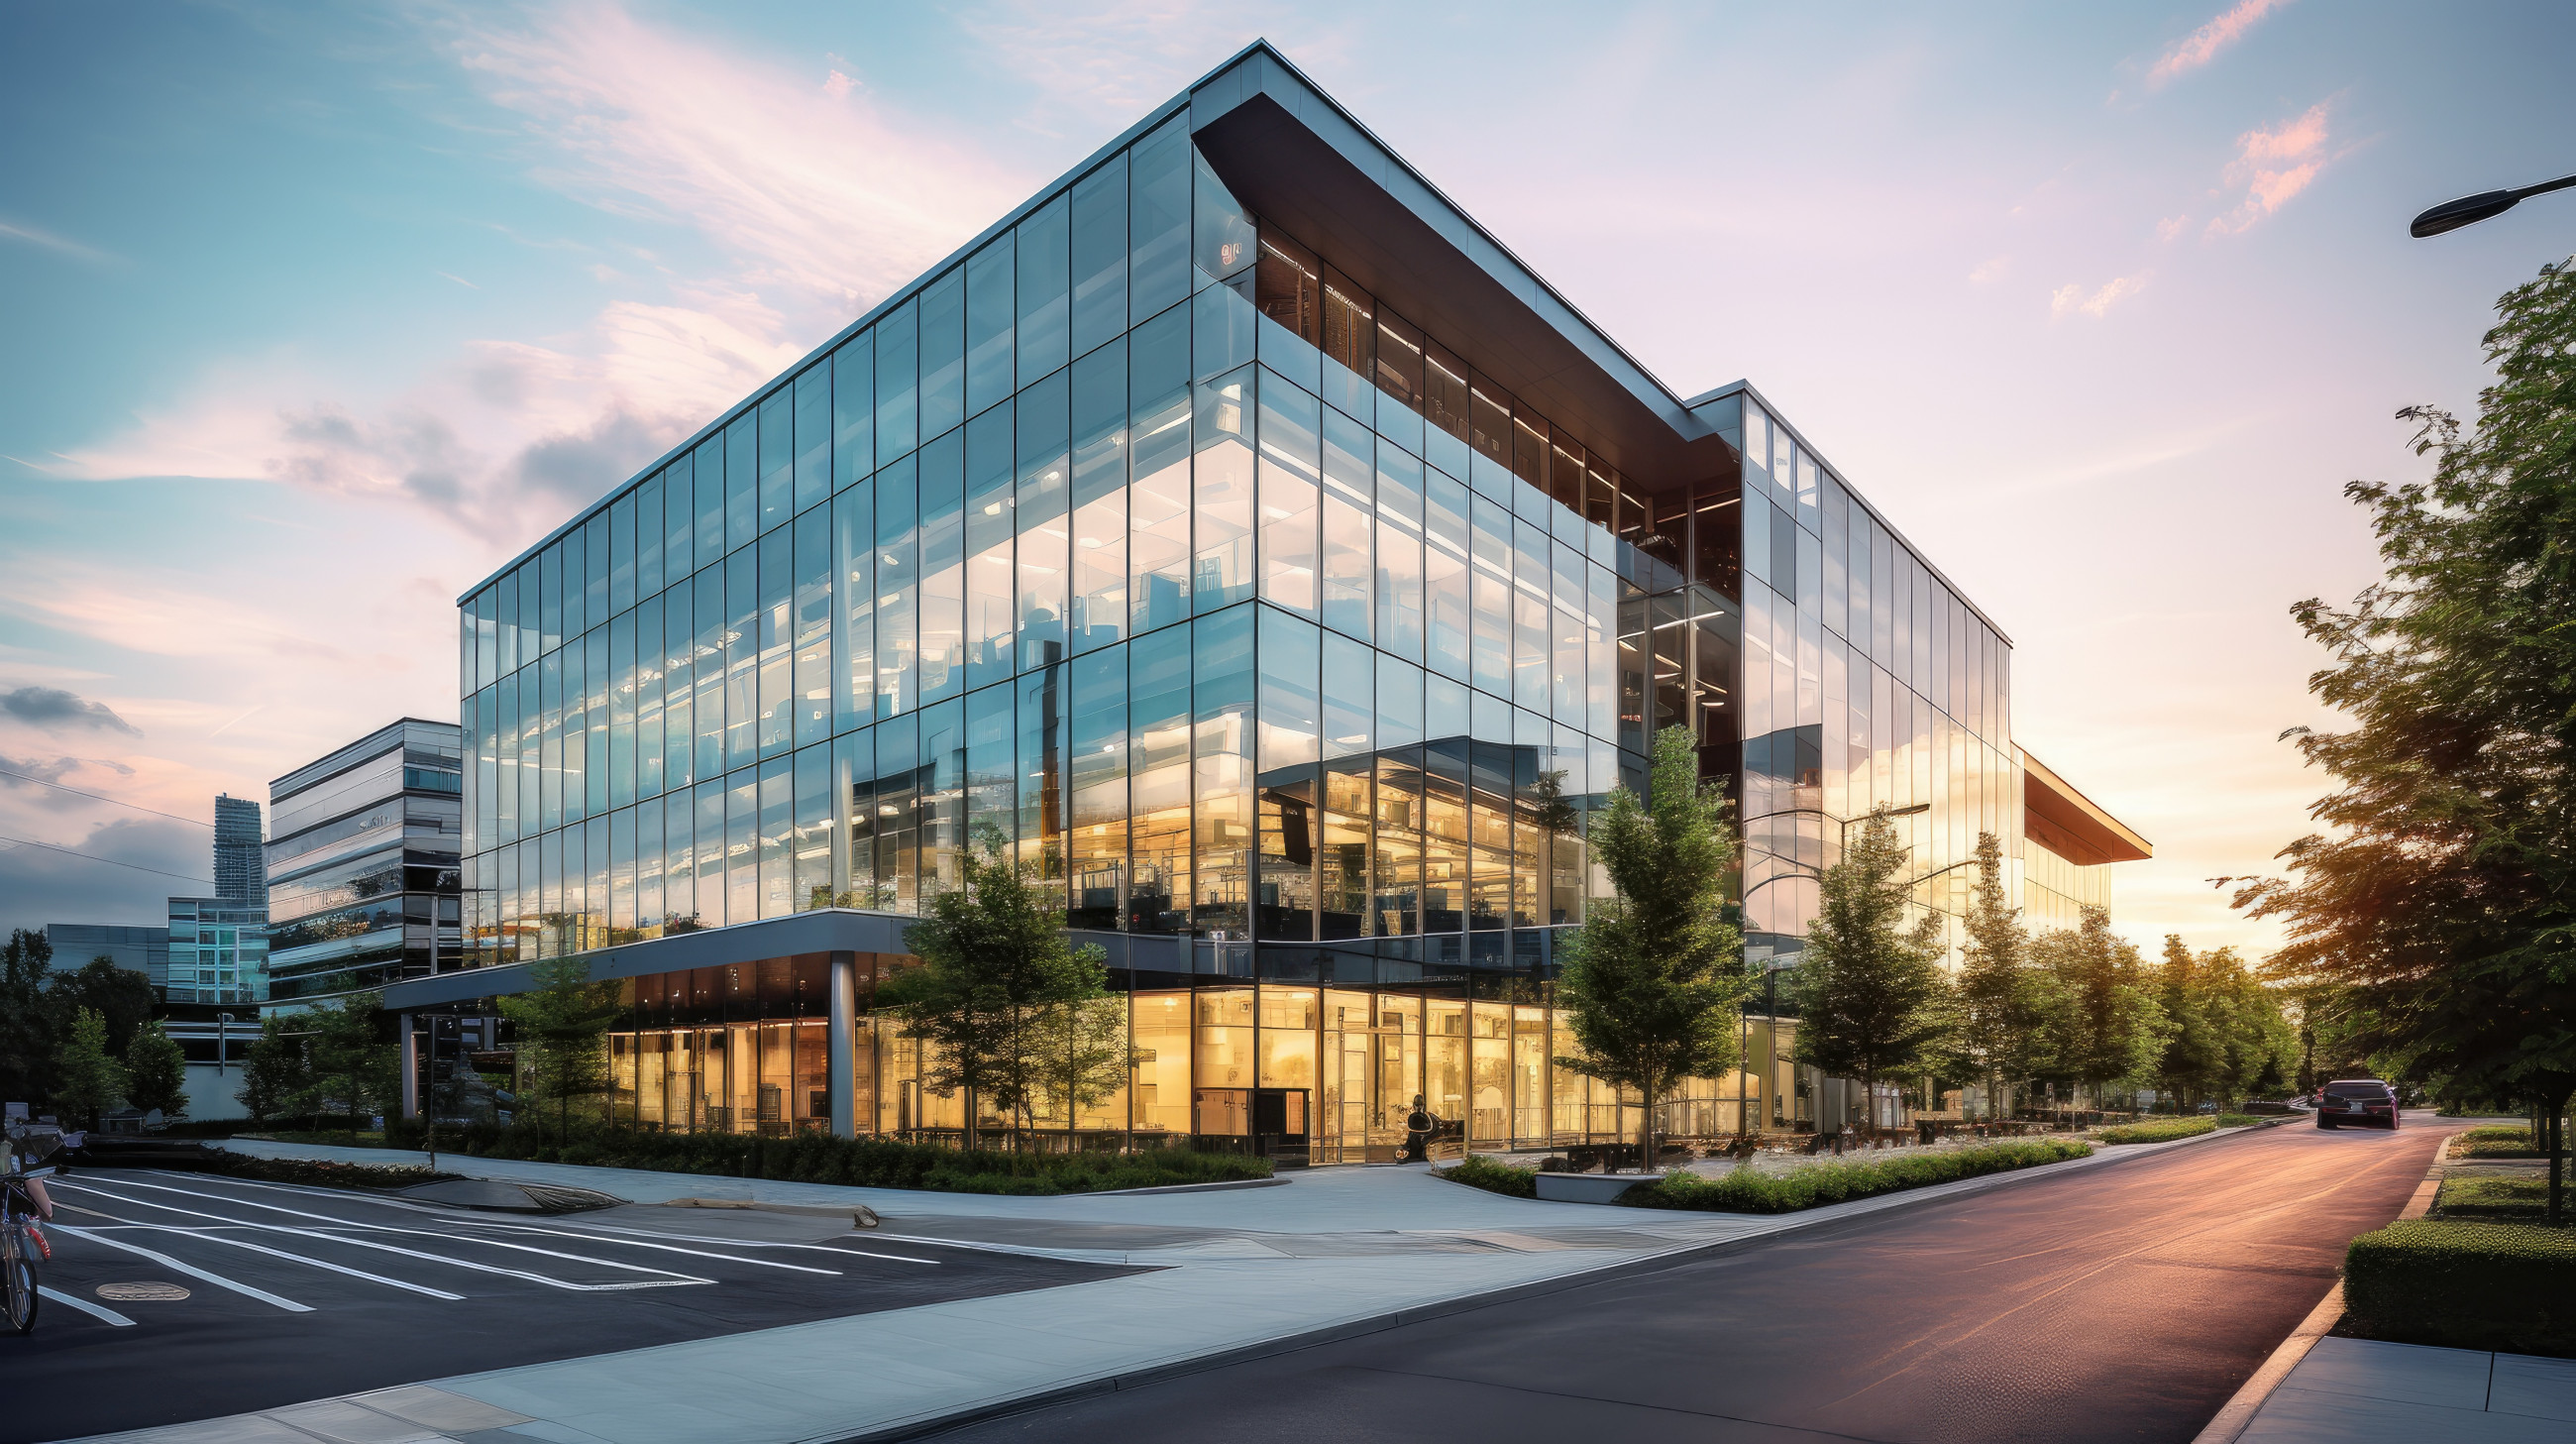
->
[2412,171,2576,238]
[216,1012,236,1074]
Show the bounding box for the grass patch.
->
[2096,1117,2217,1145]
[2453,1125,2543,1159]
[2343,1220,2576,1357]
[2215,1114,2266,1129]
[380,1120,1272,1195]
[1620,1139,2093,1215]
[2433,1176,2568,1223]
[1433,1154,1539,1198]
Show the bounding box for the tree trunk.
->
[964,1082,978,1155]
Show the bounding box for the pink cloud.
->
[2148,0,2289,88]
[2206,102,2332,236]
[2050,274,2147,320]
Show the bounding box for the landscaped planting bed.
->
[1439,1138,2094,1212]
[378,1121,1274,1195]
[2094,1117,2217,1145]
[2450,1125,2544,1159]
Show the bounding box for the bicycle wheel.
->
[4,1247,36,1334]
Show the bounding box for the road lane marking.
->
[44,1224,311,1312]
[484,1216,942,1266]
[52,1180,708,1292]
[37,1287,136,1326]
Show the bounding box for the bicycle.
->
[1,1166,51,1335]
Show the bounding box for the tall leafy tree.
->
[498,957,622,1138]
[2234,259,2576,1221]
[1030,994,1133,1138]
[299,992,399,1135]
[0,929,54,1107]
[1793,808,1951,1136]
[1947,831,2041,1121]
[45,957,156,1056]
[123,1022,189,1121]
[238,1013,312,1125]
[2154,936,2218,1110]
[1554,725,1744,1171]
[54,1008,126,1129]
[892,826,1115,1149]
[2030,909,2168,1110]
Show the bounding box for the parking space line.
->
[37,1286,136,1326]
[54,1180,710,1293]
[487,1216,941,1266]
[455,1220,845,1275]
[110,1223,467,1300]
[45,1223,312,1312]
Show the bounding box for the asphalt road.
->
[936,1114,2449,1444]
[0,1167,1137,1444]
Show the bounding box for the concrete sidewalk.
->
[75,1125,2265,1444]
[2237,1337,2576,1442]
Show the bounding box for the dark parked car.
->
[2316,1079,2399,1130]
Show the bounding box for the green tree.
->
[1947,831,2041,1121]
[1552,726,1744,1172]
[2154,936,2218,1111]
[1030,994,1133,1138]
[890,826,1113,1149]
[2030,909,2169,1110]
[54,1008,126,1128]
[123,1021,189,1121]
[45,957,157,1057]
[238,1014,312,1125]
[2234,259,2576,1219]
[498,956,622,1138]
[1793,808,1951,1137]
[299,993,398,1135]
[0,929,54,1107]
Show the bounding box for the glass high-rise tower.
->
[403,42,2148,1151]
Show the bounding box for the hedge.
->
[1434,1154,1539,1198]
[1624,1138,2093,1214]
[2096,1117,2216,1145]
[378,1119,1272,1195]
[2215,1114,2265,1129]
[2343,1221,2576,1357]
[205,1154,453,1190]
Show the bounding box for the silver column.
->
[827,950,858,1139]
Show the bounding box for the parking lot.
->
[0,1168,1141,1443]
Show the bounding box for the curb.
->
[835,1119,2299,1443]
[2187,1123,2454,1444]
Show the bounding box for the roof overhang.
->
[1186,48,1725,490]
[2020,751,2151,865]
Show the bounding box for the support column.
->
[827,950,858,1140]
[398,1013,420,1120]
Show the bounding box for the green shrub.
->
[1434,1154,1538,1198]
[2453,1125,2543,1159]
[2096,1117,2217,1145]
[1623,1138,2092,1215]
[375,1119,1270,1194]
[2343,1221,2576,1356]
[2433,1176,2558,1222]
[2215,1114,2265,1129]
[204,1153,452,1190]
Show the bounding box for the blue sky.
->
[5,0,2573,951]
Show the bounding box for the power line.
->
[0,833,213,887]
[0,766,214,830]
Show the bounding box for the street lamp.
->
[216,1012,236,1074]
[2412,171,2576,238]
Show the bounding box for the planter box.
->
[1533,1170,1665,1205]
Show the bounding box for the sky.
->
[4,0,2572,955]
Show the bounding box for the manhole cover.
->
[97,1281,190,1302]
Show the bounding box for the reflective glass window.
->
[1194,366,1255,611]
[1017,370,1069,671]
[963,403,1017,692]
[1127,116,1190,326]
[1069,339,1127,653]
[1017,191,1070,384]
[1128,308,1192,634]
[1067,645,1127,930]
[832,331,874,491]
[965,238,1015,415]
[759,387,793,535]
[1070,154,1127,359]
[917,430,966,703]
[919,268,965,442]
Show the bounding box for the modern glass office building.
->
[262,719,465,1015]
[399,42,2147,1151]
